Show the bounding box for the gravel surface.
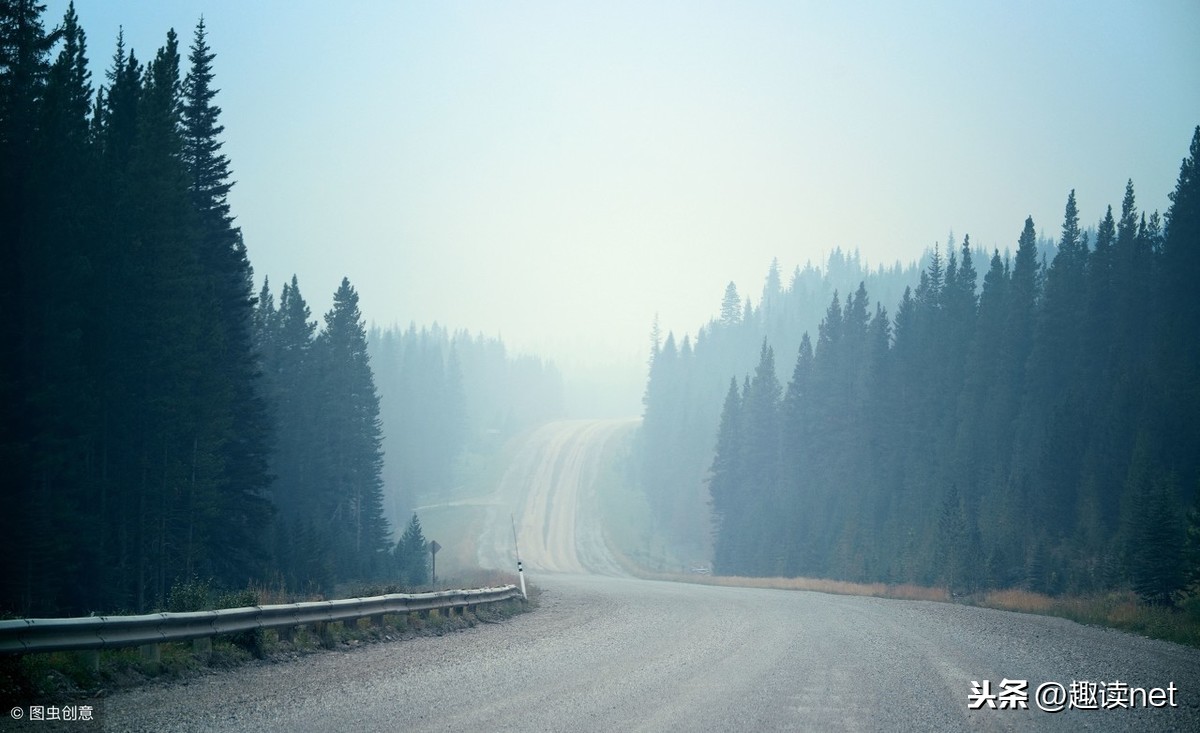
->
[91,574,1200,732]
[10,419,1199,731]
[476,419,635,576]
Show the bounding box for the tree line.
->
[251,274,389,594]
[368,323,564,532]
[0,2,563,616]
[639,249,935,562]
[244,274,564,596]
[643,129,1200,604]
[1,2,281,615]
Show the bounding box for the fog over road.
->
[103,419,1200,732]
[476,419,634,576]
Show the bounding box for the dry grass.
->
[978,588,1057,614]
[436,568,521,590]
[615,556,1200,648]
[706,575,951,603]
[973,587,1200,647]
[631,569,950,603]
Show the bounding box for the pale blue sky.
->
[45,1,1200,400]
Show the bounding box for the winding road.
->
[97,419,1200,732]
[476,418,633,576]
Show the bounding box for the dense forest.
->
[368,323,564,530]
[641,130,1200,603]
[0,3,562,616]
[638,249,938,562]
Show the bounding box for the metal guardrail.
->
[0,585,523,655]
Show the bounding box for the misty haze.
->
[3,1,1200,731]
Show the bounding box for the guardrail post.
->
[315,622,334,649]
[80,650,99,673]
[140,642,161,666]
[192,636,212,662]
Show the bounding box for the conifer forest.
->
[0,3,562,616]
[639,138,1200,604]
[3,0,1198,622]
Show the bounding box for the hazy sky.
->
[47,1,1200,390]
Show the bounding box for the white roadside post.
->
[511,513,527,600]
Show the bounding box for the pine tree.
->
[179,18,273,589]
[730,341,782,575]
[253,276,277,363]
[265,275,320,525]
[182,17,231,225]
[1083,206,1117,384]
[939,236,978,447]
[1018,192,1091,530]
[919,244,945,309]
[124,28,211,609]
[97,29,139,169]
[0,0,56,191]
[40,1,88,148]
[1074,202,1137,574]
[313,278,389,580]
[709,378,744,574]
[761,257,782,310]
[0,0,58,614]
[937,488,980,595]
[639,331,680,519]
[953,250,1011,548]
[1159,127,1200,497]
[1036,192,1086,377]
[779,334,815,574]
[1124,443,1185,606]
[1006,217,1040,376]
[719,282,742,326]
[26,0,98,612]
[395,513,429,587]
[1110,180,1156,374]
[780,334,814,467]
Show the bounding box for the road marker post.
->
[511,514,527,600]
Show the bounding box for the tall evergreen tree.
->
[8,1,96,612]
[709,378,744,573]
[1083,205,1117,387]
[1006,217,1040,378]
[1158,127,1200,499]
[179,18,273,589]
[313,278,389,580]
[0,0,58,614]
[1018,192,1092,536]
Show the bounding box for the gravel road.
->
[97,574,1200,732]
[476,418,634,576]
[82,420,1200,730]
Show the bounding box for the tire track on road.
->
[477,419,636,576]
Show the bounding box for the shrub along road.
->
[99,420,1200,731]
